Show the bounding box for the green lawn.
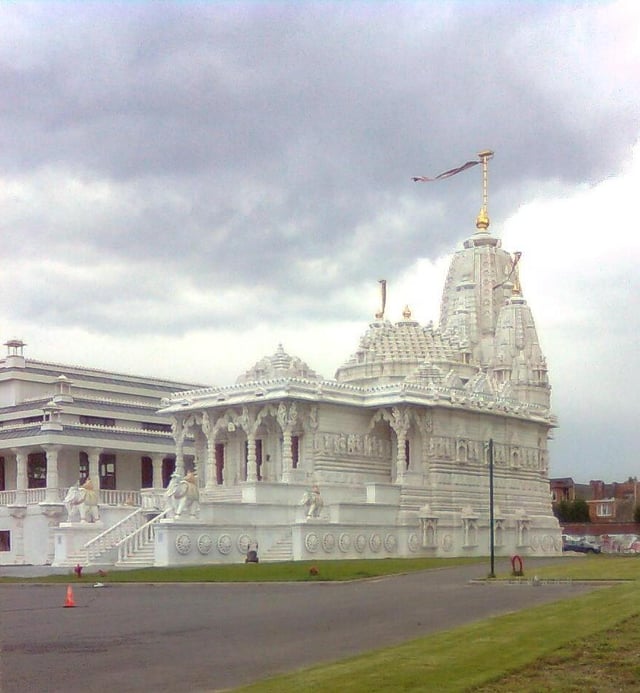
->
[233,556,640,692]
[0,556,483,583]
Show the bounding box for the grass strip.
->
[236,581,640,692]
[0,557,482,584]
[471,612,640,692]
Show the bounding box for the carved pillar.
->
[88,448,102,489]
[395,432,407,483]
[43,445,61,502]
[13,449,28,505]
[205,437,216,490]
[282,430,292,476]
[278,402,298,482]
[246,434,257,482]
[391,406,410,484]
[151,454,164,488]
[174,444,185,477]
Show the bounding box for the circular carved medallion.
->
[554,536,562,552]
[530,534,540,551]
[237,534,252,554]
[354,534,366,553]
[408,533,420,553]
[175,533,192,555]
[384,534,397,553]
[369,533,382,553]
[196,534,213,555]
[338,533,351,553]
[305,533,319,553]
[322,533,336,553]
[217,534,232,555]
[541,535,555,552]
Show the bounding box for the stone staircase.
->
[260,531,293,562]
[115,543,155,568]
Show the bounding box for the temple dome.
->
[335,317,462,386]
[236,344,322,384]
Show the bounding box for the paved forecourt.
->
[0,560,598,692]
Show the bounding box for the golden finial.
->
[375,279,387,320]
[402,305,412,320]
[475,149,494,231]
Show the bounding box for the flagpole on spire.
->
[475,149,494,232]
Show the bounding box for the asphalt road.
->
[0,560,598,693]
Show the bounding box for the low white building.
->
[0,343,202,567]
[0,192,562,568]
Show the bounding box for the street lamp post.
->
[488,438,496,578]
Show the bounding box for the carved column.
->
[88,448,102,489]
[151,454,164,488]
[277,402,298,482]
[205,438,216,490]
[13,449,28,505]
[246,434,257,482]
[391,407,411,484]
[174,445,185,477]
[43,445,61,503]
[171,417,187,476]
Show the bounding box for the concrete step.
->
[261,535,293,563]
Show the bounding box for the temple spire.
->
[475,149,494,232]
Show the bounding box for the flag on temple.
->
[412,159,480,182]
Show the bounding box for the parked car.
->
[562,538,601,554]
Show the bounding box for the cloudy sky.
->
[1,1,638,482]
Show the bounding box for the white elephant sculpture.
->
[165,471,200,519]
[64,479,100,523]
[300,485,323,519]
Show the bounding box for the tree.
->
[554,499,590,523]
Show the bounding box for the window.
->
[80,416,115,427]
[79,452,89,484]
[28,453,47,488]
[140,456,153,488]
[0,456,5,491]
[291,436,299,469]
[141,422,172,433]
[99,454,116,490]
[597,502,613,518]
[0,530,10,552]
[405,440,410,470]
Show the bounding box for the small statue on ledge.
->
[300,485,323,519]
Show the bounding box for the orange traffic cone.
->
[64,585,76,608]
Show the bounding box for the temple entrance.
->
[99,454,116,490]
[215,443,224,485]
[27,452,46,488]
[162,457,175,487]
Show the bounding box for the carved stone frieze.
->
[314,432,391,458]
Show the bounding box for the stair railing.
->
[115,509,169,565]
[84,508,144,563]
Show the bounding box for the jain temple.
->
[0,154,562,567]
